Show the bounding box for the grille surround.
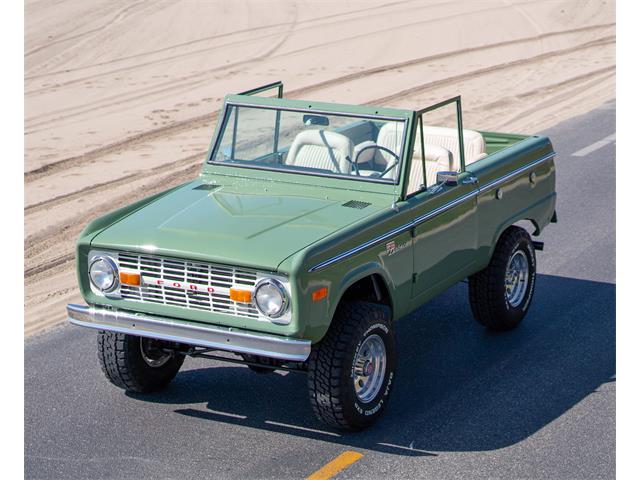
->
[115,252,263,320]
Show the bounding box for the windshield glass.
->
[209,104,406,184]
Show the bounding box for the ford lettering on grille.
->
[143,278,216,293]
[117,252,260,319]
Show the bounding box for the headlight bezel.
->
[88,254,119,294]
[253,277,290,319]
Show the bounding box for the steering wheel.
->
[354,145,401,178]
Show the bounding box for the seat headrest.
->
[377,121,404,150]
[291,129,353,152]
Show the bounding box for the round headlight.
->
[254,279,288,318]
[89,256,118,293]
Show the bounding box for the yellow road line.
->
[306,451,364,480]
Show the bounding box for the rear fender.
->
[488,192,557,260]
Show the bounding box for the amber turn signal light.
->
[230,288,252,303]
[119,271,141,286]
[311,287,328,302]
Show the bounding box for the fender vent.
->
[342,200,371,209]
[193,183,221,191]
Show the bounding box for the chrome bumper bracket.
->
[66,304,311,362]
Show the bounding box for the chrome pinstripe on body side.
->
[412,189,478,226]
[308,151,556,273]
[478,151,556,194]
[308,223,411,273]
[309,189,477,273]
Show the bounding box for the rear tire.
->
[468,226,536,331]
[307,301,396,430]
[97,332,184,393]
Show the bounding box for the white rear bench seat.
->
[357,122,488,176]
[420,125,487,169]
[406,145,453,193]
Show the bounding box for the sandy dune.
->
[24,0,615,336]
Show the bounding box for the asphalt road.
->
[25,102,616,479]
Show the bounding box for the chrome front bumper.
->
[66,304,311,361]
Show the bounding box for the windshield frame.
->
[206,98,411,186]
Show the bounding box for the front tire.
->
[307,301,396,430]
[468,226,537,331]
[97,332,184,393]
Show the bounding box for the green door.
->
[409,182,479,302]
[405,96,480,303]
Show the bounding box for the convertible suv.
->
[68,82,556,430]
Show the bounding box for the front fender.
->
[329,261,395,322]
[294,257,395,344]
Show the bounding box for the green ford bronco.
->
[68,82,556,430]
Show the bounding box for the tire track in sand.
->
[25,27,614,183]
[25,56,615,277]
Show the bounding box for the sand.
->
[24,0,615,336]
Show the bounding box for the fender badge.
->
[384,240,409,256]
[385,241,396,255]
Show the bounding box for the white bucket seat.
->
[287,130,354,174]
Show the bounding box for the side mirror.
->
[303,114,330,126]
[436,171,460,186]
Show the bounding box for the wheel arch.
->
[329,263,395,323]
[483,189,555,261]
[486,205,551,264]
[486,220,533,264]
[496,217,538,242]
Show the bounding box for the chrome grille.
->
[117,252,260,319]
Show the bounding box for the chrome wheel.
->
[505,250,529,307]
[139,338,172,368]
[353,334,387,403]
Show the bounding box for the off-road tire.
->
[97,332,184,393]
[468,226,536,331]
[307,301,396,430]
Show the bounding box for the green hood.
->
[91,180,383,271]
